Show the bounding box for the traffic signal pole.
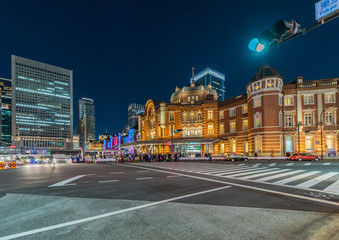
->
[273,12,339,48]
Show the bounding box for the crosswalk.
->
[135,163,339,195]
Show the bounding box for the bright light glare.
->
[255,43,265,52]
[248,38,259,52]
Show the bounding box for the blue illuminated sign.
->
[315,0,339,20]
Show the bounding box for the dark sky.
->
[0,0,338,136]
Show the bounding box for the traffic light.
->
[174,129,182,133]
[249,20,301,53]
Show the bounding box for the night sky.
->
[0,0,338,136]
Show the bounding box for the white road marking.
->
[137,170,150,173]
[167,175,182,178]
[286,163,294,166]
[238,164,245,166]
[273,171,321,185]
[124,164,339,206]
[0,186,231,240]
[323,180,339,194]
[304,163,311,166]
[253,170,306,182]
[322,163,331,166]
[268,163,276,167]
[98,180,119,183]
[136,177,154,180]
[48,175,86,187]
[252,164,261,167]
[227,168,280,178]
[241,169,291,180]
[296,172,338,188]
[215,167,269,176]
[110,172,125,174]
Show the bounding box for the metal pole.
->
[321,119,323,160]
[171,124,174,162]
[82,116,87,161]
[298,123,300,153]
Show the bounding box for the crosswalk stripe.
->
[255,170,306,182]
[241,169,291,180]
[215,167,269,176]
[304,163,311,166]
[273,171,321,184]
[323,180,339,194]
[227,168,279,178]
[286,163,294,166]
[196,167,246,174]
[268,163,276,166]
[252,164,261,167]
[323,163,331,165]
[200,167,254,175]
[296,172,338,188]
[238,164,245,166]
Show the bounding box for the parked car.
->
[224,153,248,162]
[289,153,320,161]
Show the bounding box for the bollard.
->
[10,161,16,169]
[0,162,4,170]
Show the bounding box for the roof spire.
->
[192,67,195,83]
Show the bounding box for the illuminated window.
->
[188,96,190,102]
[255,136,262,153]
[305,135,314,152]
[325,93,335,103]
[169,112,174,122]
[198,113,202,121]
[284,96,294,106]
[196,96,199,101]
[219,110,224,119]
[254,97,261,108]
[229,121,236,133]
[242,119,248,131]
[208,124,214,135]
[207,110,213,120]
[220,143,225,153]
[326,135,335,149]
[279,96,282,105]
[219,124,224,134]
[242,104,248,114]
[230,139,236,153]
[243,140,249,153]
[304,95,314,105]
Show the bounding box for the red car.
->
[289,153,320,161]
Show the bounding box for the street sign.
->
[78,146,82,150]
[315,0,339,20]
[10,145,16,149]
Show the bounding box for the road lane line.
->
[167,175,182,178]
[0,186,231,240]
[322,163,331,165]
[323,180,339,194]
[304,163,311,166]
[137,170,150,173]
[268,163,276,167]
[136,177,154,180]
[98,180,119,183]
[48,175,86,187]
[110,172,125,174]
[124,164,339,206]
[286,163,294,166]
[273,171,321,185]
[296,172,338,188]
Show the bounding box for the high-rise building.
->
[0,77,12,147]
[190,67,226,101]
[78,98,95,147]
[11,55,73,153]
[128,103,144,129]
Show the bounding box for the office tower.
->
[190,67,226,101]
[78,98,95,147]
[11,55,73,152]
[128,103,144,129]
[0,77,12,146]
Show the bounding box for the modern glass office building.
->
[128,103,144,129]
[78,97,95,147]
[11,55,73,152]
[0,77,12,147]
[190,68,226,101]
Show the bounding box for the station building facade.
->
[121,65,339,157]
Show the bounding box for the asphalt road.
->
[0,161,338,240]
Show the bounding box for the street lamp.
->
[297,121,302,153]
[320,104,335,160]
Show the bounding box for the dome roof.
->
[171,83,217,99]
[252,64,281,82]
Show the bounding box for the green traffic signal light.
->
[248,38,266,53]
